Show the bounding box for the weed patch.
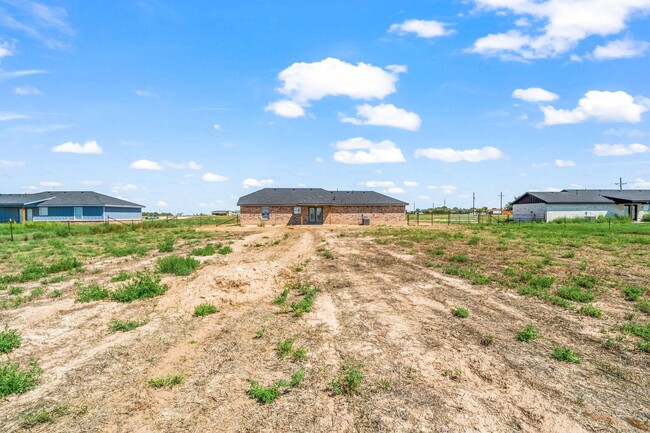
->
[191,244,218,256]
[75,284,110,303]
[248,368,305,404]
[578,305,602,318]
[452,307,469,318]
[0,359,42,398]
[636,301,650,314]
[148,374,183,389]
[622,286,646,301]
[109,320,145,333]
[552,347,580,363]
[557,286,595,303]
[331,358,363,396]
[111,271,131,282]
[21,405,68,428]
[193,303,218,317]
[158,238,175,253]
[0,325,21,354]
[516,324,539,342]
[317,248,335,259]
[620,322,650,341]
[276,339,294,357]
[156,255,200,276]
[111,271,168,303]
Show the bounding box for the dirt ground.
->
[1,225,648,433]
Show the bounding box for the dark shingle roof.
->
[516,189,650,205]
[0,191,144,208]
[237,188,408,206]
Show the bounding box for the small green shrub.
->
[193,303,218,317]
[156,255,200,276]
[552,347,580,363]
[0,359,42,398]
[111,271,168,303]
[148,374,183,388]
[452,307,469,318]
[427,248,445,257]
[289,282,319,317]
[109,320,145,333]
[217,245,233,255]
[276,339,294,357]
[561,251,576,259]
[331,358,363,396]
[620,322,650,341]
[191,244,217,256]
[578,305,602,318]
[0,325,21,354]
[557,286,594,303]
[468,236,480,245]
[572,275,597,289]
[516,324,539,342]
[76,284,110,303]
[50,289,63,298]
[545,294,573,309]
[9,287,23,295]
[292,346,307,361]
[638,341,650,352]
[622,286,646,301]
[273,287,289,305]
[247,369,304,404]
[158,238,175,253]
[317,248,335,259]
[480,333,494,346]
[21,405,68,427]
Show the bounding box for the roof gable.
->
[513,189,650,205]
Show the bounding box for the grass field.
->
[0,220,648,432]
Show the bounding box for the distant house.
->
[211,210,237,216]
[512,189,650,222]
[0,191,145,223]
[237,188,407,226]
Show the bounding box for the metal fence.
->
[406,213,511,226]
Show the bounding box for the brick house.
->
[237,188,408,226]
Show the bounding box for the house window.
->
[293,207,301,215]
[261,207,269,220]
[40,207,48,216]
[644,204,650,212]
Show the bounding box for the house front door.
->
[308,207,323,224]
[26,208,33,222]
[74,207,83,221]
[625,205,638,221]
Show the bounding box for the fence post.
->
[416,212,419,226]
[68,220,71,235]
[9,219,14,242]
[448,213,450,225]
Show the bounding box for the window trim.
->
[261,206,269,220]
[40,207,48,216]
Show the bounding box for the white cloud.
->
[341,103,421,131]
[265,100,305,118]
[52,140,102,155]
[315,157,324,163]
[80,180,102,186]
[111,183,137,193]
[360,181,395,188]
[593,143,649,156]
[242,178,274,188]
[130,159,163,170]
[604,128,646,138]
[428,185,457,194]
[0,40,14,59]
[542,91,648,125]
[386,187,405,194]
[332,137,406,164]
[403,181,419,187]
[40,181,62,188]
[512,87,558,102]
[554,159,575,167]
[593,38,650,60]
[164,161,202,170]
[388,19,453,38]
[415,146,504,163]
[135,90,158,97]
[0,111,29,121]
[630,178,650,188]
[0,69,48,80]
[469,0,650,60]
[119,139,144,147]
[545,187,563,192]
[14,85,41,95]
[157,200,169,207]
[0,160,25,168]
[274,57,403,105]
[202,172,229,182]
[212,123,221,131]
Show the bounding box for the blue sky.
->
[1,0,650,213]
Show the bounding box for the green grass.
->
[8,286,23,295]
[622,286,646,301]
[109,319,146,333]
[276,339,294,357]
[21,405,68,428]
[578,305,602,318]
[317,248,335,259]
[636,301,650,314]
[254,327,266,338]
[156,255,200,276]
[110,271,168,303]
[557,286,595,303]
[452,307,469,318]
[148,374,184,388]
[158,238,175,252]
[111,271,131,282]
[450,254,470,263]
[50,289,63,298]
[292,346,307,361]
[0,359,42,398]
[75,283,110,303]
[288,282,319,317]
[331,358,363,396]
[247,369,305,404]
[572,275,597,289]
[0,325,21,354]
[191,243,218,256]
[620,322,650,341]
[272,287,289,305]
[193,303,218,317]
[444,266,490,285]
[516,324,539,342]
[1,257,83,284]
[552,347,580,363]
[217,245,233,255]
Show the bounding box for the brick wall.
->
[240,205,406,226]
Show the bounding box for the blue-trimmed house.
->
[0,191,145,223]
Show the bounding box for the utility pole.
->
[615,177,627,191]
[498,192,504,212]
